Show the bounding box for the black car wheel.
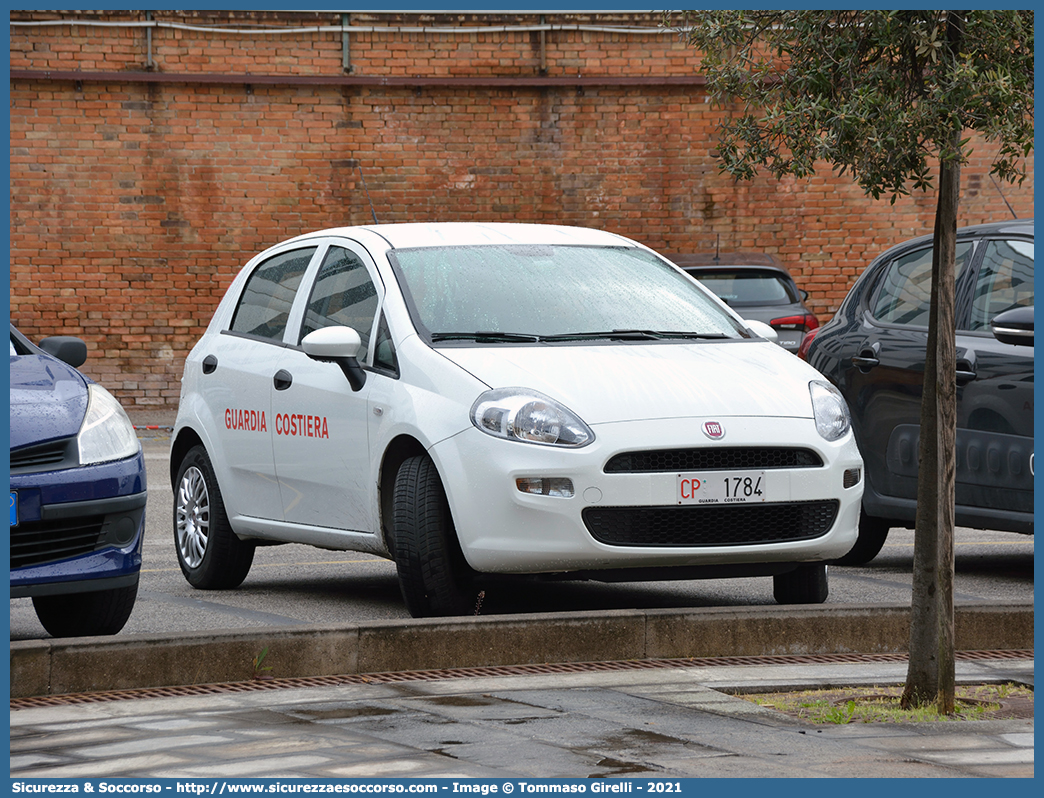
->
[32,581,138,637]
[773,563,828,604]
[174,445,255,589]
[831,509,891,566]
[392,454,478,618]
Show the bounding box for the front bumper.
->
[10,451,147,597]
[431,416,863,574]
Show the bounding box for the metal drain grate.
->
[10,649,1032,710]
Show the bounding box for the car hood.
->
[439,341,817,424]
[9,354,89,449]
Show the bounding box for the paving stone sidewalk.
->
[10,658,1033,779]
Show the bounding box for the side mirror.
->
[990,306,1033,347]
[38,336,88,368]
[745,319,779,345]
[302,326,367,391]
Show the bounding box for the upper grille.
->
[604,447,823,474]
[10,437,79,475]
[583,501,840,547]
[10,517,104,569]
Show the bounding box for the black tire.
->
[830,509,891,566]
[773,563,828,604]
[32,581,138,637]
[392,454,478,618]
[174,444,255,589]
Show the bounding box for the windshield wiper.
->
[430,331,542,343]
[540,330,730,342]
[431,330,732,344]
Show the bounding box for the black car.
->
[803,219,1033,564]
[673,253,819,352]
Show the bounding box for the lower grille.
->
[10,518,104,569]
[583,501,840,547]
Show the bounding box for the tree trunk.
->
[902,11,967,715]
[901,129,962,714]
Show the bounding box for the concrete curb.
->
[10,601,1033,698]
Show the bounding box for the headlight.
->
[470,388,594,447]
[809,380,851,441]
[78,384,141,465]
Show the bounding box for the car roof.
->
[894,218,1034,252]
[280,222,638,251]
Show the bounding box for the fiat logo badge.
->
[703,421,725,440]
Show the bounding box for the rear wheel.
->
[392,454,478,617]
[174,445,255,589]
[831,509,891,566]
[32,581,138,637]
[773,563,828,604]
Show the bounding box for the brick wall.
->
[9,10,1034,412]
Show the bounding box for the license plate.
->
[677,471,768,504]
[10,492,17,526]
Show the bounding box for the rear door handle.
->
[274,369,293,391]
[956,360,977,385]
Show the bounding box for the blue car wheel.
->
[31,581,138,637]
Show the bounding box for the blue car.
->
[9,324,147,636]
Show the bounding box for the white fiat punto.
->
[171,223,863,617]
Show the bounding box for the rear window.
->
[229,248,316,341]
[689,270,797,306]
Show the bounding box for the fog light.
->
[516,477,575,498]
[843,468,861,489]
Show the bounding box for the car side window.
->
[871,242,974,327]
[372,312,399,375]
[300,246,380,357]
[229,248,316,341]
[966,239,1034,332]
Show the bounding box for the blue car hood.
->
[9,354,89,450]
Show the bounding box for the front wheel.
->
[830,509,891,566]
[392,454,479,618]
[32,581,138,637]
[773,563,828,604]
[174,445,255,589]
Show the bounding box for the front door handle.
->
[851,348,880,371]
[274,369,293,391]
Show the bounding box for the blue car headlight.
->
[77,383,141,465]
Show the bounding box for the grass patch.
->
[742,683,1032,724]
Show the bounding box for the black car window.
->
[871,242,974,327]
[300,246,380,356]
[966,239,1034,332]
[229,248,316,340]
[693,270,796,305]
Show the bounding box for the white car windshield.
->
[391,245,748,343]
